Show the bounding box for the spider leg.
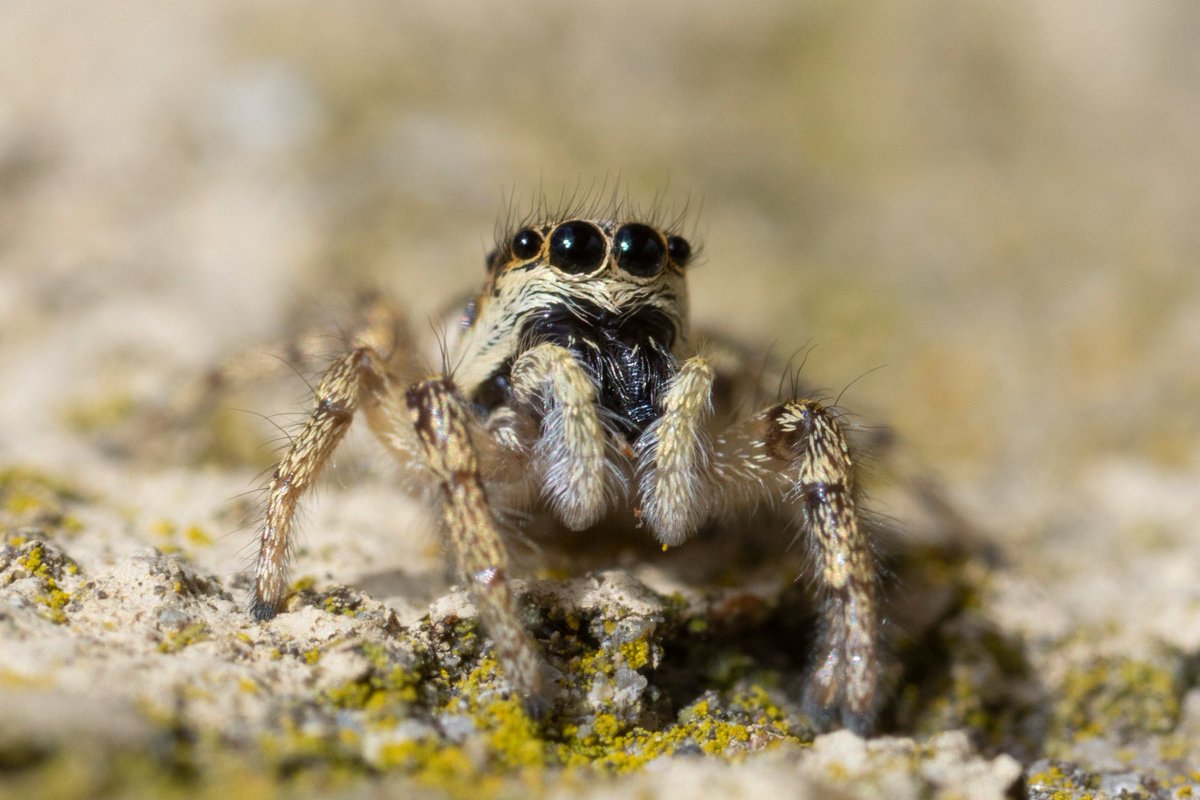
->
[700,398,883,734]
[407,377,552,714]
[636,356,716,545]
[251,345,391,619]
[252,346,552,713]
[251,293,421,617]
[508,342,618,529]
[635,354,877,730]
[146,291,413,449]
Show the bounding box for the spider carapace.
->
[251,212,880,733]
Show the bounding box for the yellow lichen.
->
[321,644,421,719]
[0,468,89,536]
[61,392,136,435]
[321,590,365,616]
[1026,764,1098,800]
[13,541,76,624]
[477,697,547,768]
[1052,656,1181,744]
[35,585,72,622]
[184,525,214,546]
[230,601,801,789]
[618,639,650,670]
[0,668,52,688]
[257,717,361,780]
[290,575,316,592]
[150,520,216,552]
[553,685,795,774]
[158,622,210,653]
[375,739,496,799]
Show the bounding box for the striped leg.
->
[709,400,879,733]
[251,347,389,619]
[770,401,877,731]
[407,378,552,714]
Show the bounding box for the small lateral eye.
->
[614,223,666,277]
[510,228,543,260]
[667,235,692,267]
[549,220,606,274]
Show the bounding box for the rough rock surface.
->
[2,2,1199,799]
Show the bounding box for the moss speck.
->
[618,639,649,670]
[9,541,79,624]
[322,643,422,719]
[62,392,137,435]
[0,467,89,536]
[1051,656,1182,745]
[158,622,210,653]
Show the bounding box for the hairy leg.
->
[251,346,390,619]
[710,400,879,732]
[105,291,416,466]
[508,342,617,530]
[636,356,716,545]
[407,377,552,713]
[250,293,420,618]
[633,349,877,729]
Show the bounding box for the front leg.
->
[407,378,552,714]
[635,355,877,730]
[509,342,618,529]
[713,400,880,733]
[636,356,716,545]
[767,400,878,731]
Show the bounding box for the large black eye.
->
[510,228,543,260]
[613,224,666,277]
[667,235,692,267]
[549,220,606,274]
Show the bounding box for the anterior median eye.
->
[511,228,543,260]
[667,235,692,267]
[549,220,607,274]
[614,223,666,277]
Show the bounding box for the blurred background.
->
[1,0,1198,531]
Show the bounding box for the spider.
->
[249,209,880,733]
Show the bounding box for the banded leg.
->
[637,356,716,545]
[407,378,551,713]
[509,343,616,530]
[107,291,417,467]
[713,400,879,732]
[251,347,389,619]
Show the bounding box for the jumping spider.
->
[251,211,879,732]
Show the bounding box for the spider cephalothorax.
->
[465,219,690,446]
[459,219,690,431]
[251,211,880,733]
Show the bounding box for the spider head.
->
[459,218,696,438]
[473,218,694,345]
[486,219,692,281]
